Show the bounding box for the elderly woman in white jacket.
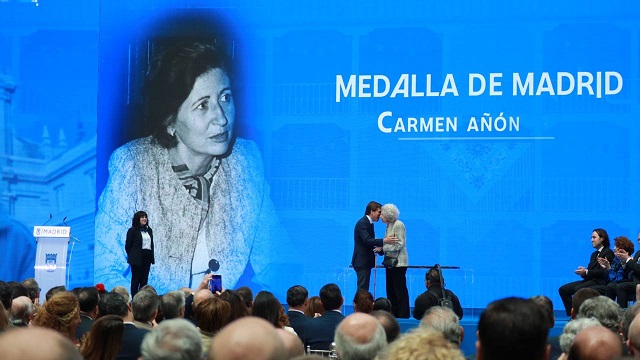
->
[380,203,409,318]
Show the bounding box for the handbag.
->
[382,254,398,268]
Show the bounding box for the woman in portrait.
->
[125,211,154,297]
[379,203,410,318]
[79,315,124,360]
[95,41,286,294]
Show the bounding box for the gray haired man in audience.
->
[567,325,623,360]
[141,318,202,360]
[420,306,464,348]
[132,289,159,330]
[0,327,82,360]
[161,291,186,320]
[334,312,387,360]
[10,296,34,327]
[208,317,286,360]
[558,317,600,359]
[576,296,621,332]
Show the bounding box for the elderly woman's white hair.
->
[559,317,600,354]
[381,204,400,223]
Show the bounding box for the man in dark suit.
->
[352,201,389,291]
[613,232,640,308]
[303,283,345,351]
[75,287,99,341]
[558,228,615,316]
[413,267,463,320]
[98,292,149,360]
[286,285,309,340]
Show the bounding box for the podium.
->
[33,226,70,303]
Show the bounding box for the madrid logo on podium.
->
[45,253,57,272]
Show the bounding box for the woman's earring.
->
[168,127,176,137]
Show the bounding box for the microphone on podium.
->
[42,213,52,226]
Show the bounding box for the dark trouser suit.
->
[386,266,410,318]
[130,249,153,297]
[558,279,600,316]
[355,267,373,291]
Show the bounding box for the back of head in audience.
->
[46,285,67,301]
[196,297,231,334]
[476,297,549,360]
[98,292,129,318]
[208,317,286,360]
[286,285,308,310]
[32,291,81,341]
[141,318,202,360]
[10,296,34,326]
[161,291,186,320]
[571,288,600,319]
[111,286,131,305]
[529,295,555,329]
[0,327,83,360]
[78,287,100,317]
[353,289,374,314]
[132,289,159,323]
[370,310,401,343]
[236,286,254,313]
[622,302,640,341]
[567,325,623,360]
[559,317,601,355]
[319,283,343,311]
[276,328,305,358]
[576,296,620,332]
[372,298,392,312]
[21,278,40,304]
[377,328,465,360]
[8,281,28,299]
[219,289,248,321]
[0,281,13,310]
[305,296,324,317]
[79,314,124,360]
[626,311,640,359]
[420,306,464,347]
[334,312,386,360]
[253,291,288,328]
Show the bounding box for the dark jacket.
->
[125,226,155,266]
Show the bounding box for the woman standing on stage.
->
[125,211,155,297]
[379,203,410,318]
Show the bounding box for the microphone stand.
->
[66,234,80,289]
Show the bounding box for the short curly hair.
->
[381,204,400,223]
[614,235,635,256]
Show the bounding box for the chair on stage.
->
[306,343,338,359]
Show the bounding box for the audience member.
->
[0,327,83,360]
[627,312,640,359]
[7,281,28,299]
[558,229,614,316]
[576,296,621,332]
[371,310,401,343]
[98,292,148,360]
[0,281,12,314]
[413,267,463,320]
[21,278,40,305]
[420,306,464,348]
[75,286,100,340]
[377,328,465,360]
[208,317,287,360]
[334,312,386,360]
[622,302,640,341]
[236,286,254,314]
[141,318,202,360]
[531,294,560,359]
[32,291,81,344]
[45,285,67,301]
[79,314,124,360]
[276,328,305,359]
[0,304,9,332]
[111,286,131,305]
[305,296,324,318]
[372,297,392,312]
[570,288,600,319]
[195,297,232,354]
[161,290,186,320]
[219,289,248,322]
[558,317,601,360]
[253,290,294,333]
[132,289,159,330]
[475,297,550,360]
[303,283,345,351]
[567,325,623,360]
[10,295,34,327]
[353,289,374,314]
[286,285,310,339]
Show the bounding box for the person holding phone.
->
[125,211,155,297]
[558,228,614,316]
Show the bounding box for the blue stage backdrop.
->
[0,0,638,310]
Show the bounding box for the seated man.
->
[412,268,463,320]
[303,283,345,351]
